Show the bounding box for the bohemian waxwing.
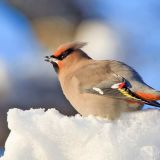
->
[45,42,160,119]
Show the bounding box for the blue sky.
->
[0,1,39,61]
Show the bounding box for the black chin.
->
[52,62,59,73]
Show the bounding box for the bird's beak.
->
[44,55,58,64]
[45,55,59,73]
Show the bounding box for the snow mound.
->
[1,108,160,160]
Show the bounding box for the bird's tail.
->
[144,100,160,108]
[136,92,160,101]
[135,91,160,108]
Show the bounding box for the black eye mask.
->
[57,48,74,60]
[45,48,74,73]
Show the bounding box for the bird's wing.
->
[73,62,160,107]
[73,63,138,100]
[80,72,142,101]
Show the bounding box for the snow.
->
[1,108,160,160]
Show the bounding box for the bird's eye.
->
[59,52,67,60]
[60,55,64,59]
[58,48,74,60]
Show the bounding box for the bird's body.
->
[45,42,160,119]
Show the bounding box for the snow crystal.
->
[1,108,160,160]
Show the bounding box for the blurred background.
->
[0,0,160,147]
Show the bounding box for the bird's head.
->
[45,41,87,73]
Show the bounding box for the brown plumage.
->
[45,42,160,119]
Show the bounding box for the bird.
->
[45,41,160,119]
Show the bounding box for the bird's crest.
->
[54,41,87,57]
